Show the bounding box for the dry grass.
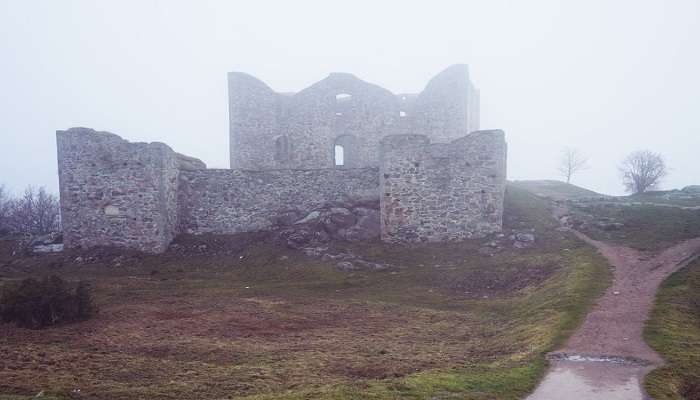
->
[0,187,610,399]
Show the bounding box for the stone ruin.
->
[56,64,507,253]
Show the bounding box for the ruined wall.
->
[228,64,480,171]
[57,65,500,253]
[178,167,379,234]
[409,64,480,143]
[57,128,205,253]
[380,130,507,243]
[228,72,285,170]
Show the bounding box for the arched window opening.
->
[274,136,290,163]
[334,144,344,166]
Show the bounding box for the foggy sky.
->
[1,0,699,196]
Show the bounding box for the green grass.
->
[0,187,611,400]
[571,203,700,251]
[644,257,700,400]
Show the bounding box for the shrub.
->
[0,276,97,329]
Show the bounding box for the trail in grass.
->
[527,231,700,400]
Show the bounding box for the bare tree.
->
[0,185,11,234]
[7,186,60,235]
[557,147,589,184]
[619,150,667,194]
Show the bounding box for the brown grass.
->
[0,186,611,400]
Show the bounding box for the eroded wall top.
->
[228,64,480,171]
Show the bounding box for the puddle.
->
[526,360,650,400]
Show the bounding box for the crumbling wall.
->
[228,65,480,170]
[178,167,379,234]
[56,128,205,253]
[410,64,480,143]
[380,130,507,243]
[228,72,285,170]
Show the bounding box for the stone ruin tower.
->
[56,64,507,253]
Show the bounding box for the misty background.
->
[1,0,698,196]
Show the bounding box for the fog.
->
[1,0,699,196]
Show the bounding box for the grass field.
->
[644,257,700,400]
[0,187,611,400]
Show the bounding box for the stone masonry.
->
[380,131,507,242]
[56,65,506,253]
[229,64,480,170]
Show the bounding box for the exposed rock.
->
[596,221,624,231]
[515,233,536,243]
[274,210,302,227]
[32,244,64,253]
[344,211,381,241]
[295,211,321,225]
[323,210,357,232]
[336,261,358,271]
[30,232,62,246]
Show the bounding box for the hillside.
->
[509,180,603,201]
[0,186,610,400]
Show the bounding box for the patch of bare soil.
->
[553,232,700,364]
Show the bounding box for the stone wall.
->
[380,130,507,243]
[228,64,480,171]
[56,128,205,253]
[178,168,379,234]
[56,66,504,254]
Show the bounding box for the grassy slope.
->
[513,180,700,251]
[644,257,700,400]
[0,186,611,400]
[572,203,700,251]
[509,180,601,201]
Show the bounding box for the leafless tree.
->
[6,186,61,235]
[557,147,589,184]
[0,185,11,234]
[619,150,667,194]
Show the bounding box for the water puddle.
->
[526,360,650,400]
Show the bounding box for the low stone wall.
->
[56,128,506,253]
[380,130,507,242]
[178,168,379,234]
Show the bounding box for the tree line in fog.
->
[0,185,60,236]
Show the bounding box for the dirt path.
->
[550,201,700,363]
[528,234,700,399]
[554,232,700,364]
[528,204,700,399]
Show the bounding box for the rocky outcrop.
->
[276,201,380,249]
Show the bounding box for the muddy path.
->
[528,204,700,399]
[555,232,700,364]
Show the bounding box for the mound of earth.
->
[510,180,603,201]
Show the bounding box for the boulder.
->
[32,244,64,253]
[336,261,358,272]
[295,211,322,225]
[30,232,62,246]
[344,211,380,241]
[323,210,357,232]
[274,210,301,227]
[515,233,536,243]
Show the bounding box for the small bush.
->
[0,276,97,329]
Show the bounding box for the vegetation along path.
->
[528,230,700,399]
